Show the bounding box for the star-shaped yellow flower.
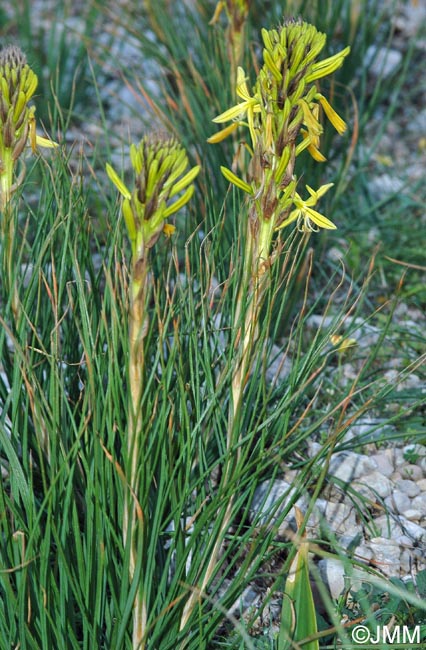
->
[277,183,336,232]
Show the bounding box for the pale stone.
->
[328,452,377,482]
[394,448,406,465]
[368,537,401,577]
[410,493,426,516]
[352,472,393,499]
[365,46,403,79]
[317,559,346,600]
[403,509,422,522]
[393,534,413,547]
[354,544,374,564]
[384,490,411,515]
[419,457,426,476]
[416,479,426,492]
[317,501,356,534]
[400,464,423,482]
[371,452,395,478]
[318,559,367,600]
[382,448,396,467]
[400,549,412,574]
[396,479,420,498]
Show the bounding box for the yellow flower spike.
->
[0,44,56,209]
[211,18,349,249]
[106,163,132,200]
[316,93,347,135]
[108,134,199,251]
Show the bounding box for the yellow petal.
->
[317,94,347,135]
[163,223,176,237]
[299,99,322,136]
[123,199,137,248]
[220,166,253,194]
[35,134,59,149]
[307,142,327,162]
[306,46,350,82]
[169,165,200,198]
[236,66,252,101]
[207,122,239,143]
[212,101,251,123]
[106,163,132,200]
[305,206,336,229]
[163,184,194,218]
[275,209,299,231]
[306,183,334,201]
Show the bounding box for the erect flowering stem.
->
[107,134,199,649]
[203,17,350,621]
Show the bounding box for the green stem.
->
[125,253,149,650]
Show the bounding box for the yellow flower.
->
[210,67,260,145]
[163,223,176,237]
[316,93,347,135]
[330,334,357,353]
[277,183,336,232]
